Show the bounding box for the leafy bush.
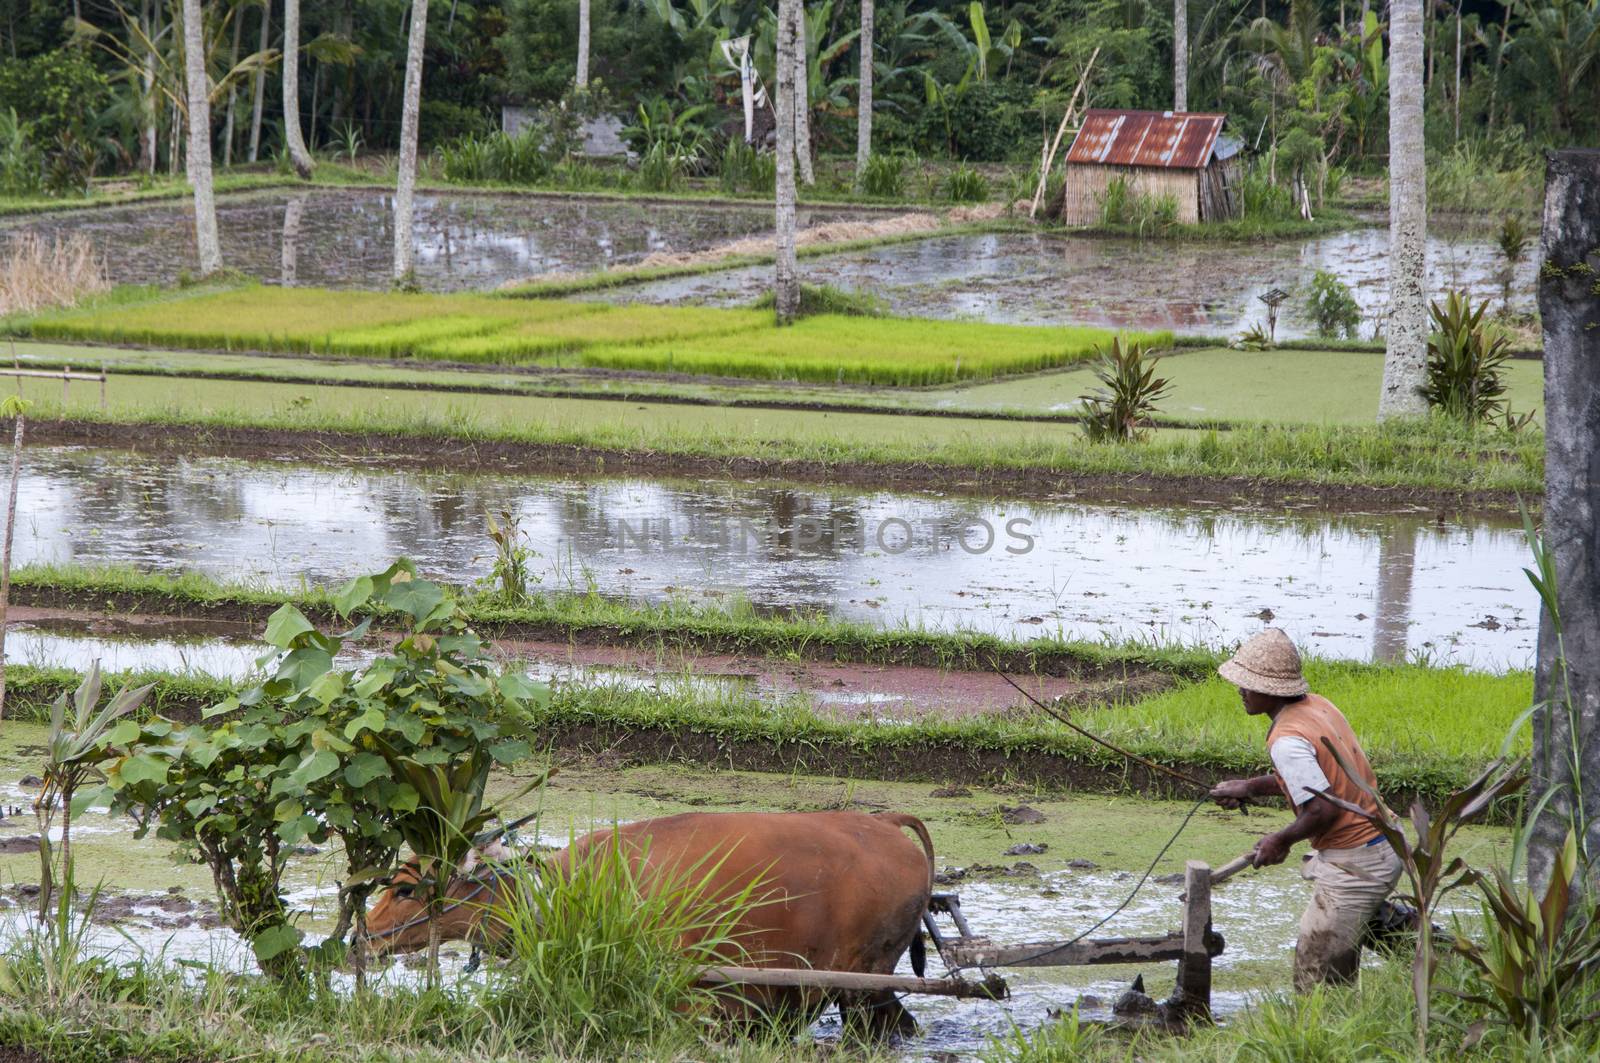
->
[860,152,910,199]
[0,49,109,146]
[1078,337,1172,443]
[943,162,989,203]
[1238,158,1300,223]
[1422,291,1513,423]
[638,142,682,191]
[418,99,493,149]
[624,97,711,175]
[1302,269,1362,339]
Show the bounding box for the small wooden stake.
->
[1170,859,1213,1019]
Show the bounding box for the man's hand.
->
[1210,779,1254,810]
[1251,832,1292,868]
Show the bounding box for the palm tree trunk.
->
[140,0,158,174]
[249,0,269,162]
[1379,0,1428,420]
[1173,0,1187,111]
[393,0,429,282]
[774,0,799,324]
[183,0,223,276]
[0,411,23,722]
[576,0,590,88]
[792,4,813,186]
[282,0,315,177]
[222,3,245,168]
[854,0,873,185]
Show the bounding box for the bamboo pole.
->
[1029,47,1099,219]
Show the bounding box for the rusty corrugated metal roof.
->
[1063,110,1227,170]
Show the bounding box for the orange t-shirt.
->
[1266,693,1383,850]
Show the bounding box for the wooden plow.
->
[701,854,1252,1018]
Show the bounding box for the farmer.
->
[1208,628,1402,991]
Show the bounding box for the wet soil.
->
[0,188,877,291]
[27,417,1525,514]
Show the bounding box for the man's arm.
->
[1209,774,1283,809]
[1251,795,1341,866]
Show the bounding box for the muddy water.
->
[586,226,1537,339]
[18,446,1534,668]
[0,189,870,291]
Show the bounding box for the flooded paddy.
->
[0,734,1501,1059]
[18,446,1534,668]
[0,188,872,291]
[587,226,1537,339]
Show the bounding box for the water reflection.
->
[0,189,874,291]
[16,447,1534,669]
[593,226,1538,340]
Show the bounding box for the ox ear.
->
[460,848,481,876]
[482,839,513,862]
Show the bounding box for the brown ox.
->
[364,810,935,1035]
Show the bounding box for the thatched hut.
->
[1058,110,1241,225]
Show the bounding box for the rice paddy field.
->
[14,284,1165,385]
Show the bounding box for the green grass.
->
[6,363,1543,494]
[581,316,1167,386]
[14,283,1160,385]
[947,347,1546,426]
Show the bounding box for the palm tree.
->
[1379,0,1428,419]
[282,0,314,177]
[1174,0,1187,110]
[248,0,270,162]
[793,5,814,186]
[774,0,799,323]
[393,0,430,282]
[183,0,223,275]
[221,0,245,166]
[576,0,590,87]
[855,0,873,186]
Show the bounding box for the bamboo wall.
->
[1059,162,1241,226]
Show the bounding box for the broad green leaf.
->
[334,575,375,616]
[486,738,530,765]
[385,579,446,624]
[116,753,169,787]
[344,707,387,740]
[264,604,316,649]
[105,719,142,746]
[70,784,113,816]
[344,752,390,788]
[202,696,241,720]
[251,923,303,963]
[290,749,340,786]
[274,797,304,822]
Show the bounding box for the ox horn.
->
[471,809,541,849]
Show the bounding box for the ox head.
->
[363,837,516,958]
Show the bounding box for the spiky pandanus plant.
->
[1079,338,1172,443]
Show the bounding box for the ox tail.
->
[878,812,936,979]
[876,812,936,890]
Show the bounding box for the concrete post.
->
[1532,148,1600,890]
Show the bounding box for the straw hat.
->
[1218,628,1309,697]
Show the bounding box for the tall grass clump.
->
[436,129,552,185]
[718,140,774,195]
[943,162,989,203]
[750,282,888,319]
[0,233,108,315]
[860,152,910,199]
[484,831,761,1054]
